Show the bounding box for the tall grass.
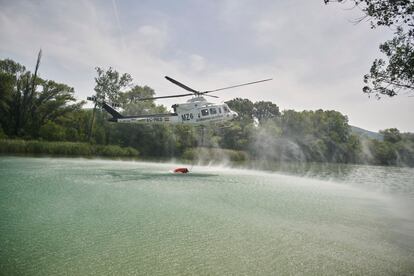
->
[0,139,139,158]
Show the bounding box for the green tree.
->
[226,98,254,123]
[370,140,398,165]
[56,109,92,142]
[253,101,280,123]
[275,109,357,163]
[0,56,82,138]
[90,67,132,141]
[28,80,84,137]
[324,0,414,97]
[381,128,402,143]
[368,129,414,166]
[94,67,132,103]
[100,84,183,157]
[0,59,24,122]
[119,85,166,115]
[397,132,414,166]
[39,121,66,141]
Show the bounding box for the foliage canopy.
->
[324,0,414,98]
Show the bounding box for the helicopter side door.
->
[195,106,225,124]
[209,106,227,122]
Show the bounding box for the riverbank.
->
[0,139,139,158]
[0,139,250,163]
[2,139,413,169]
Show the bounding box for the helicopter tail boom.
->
[102,102,124,121]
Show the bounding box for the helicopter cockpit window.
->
[209,108,217,115]
[223,105,230,113]
[201,109,209,116]
[218,107,222,114]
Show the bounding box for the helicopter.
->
[88,76,272,125]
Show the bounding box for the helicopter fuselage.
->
[93,75,271,126]
[104,97,238,125]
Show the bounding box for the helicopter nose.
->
[232,112,238,118]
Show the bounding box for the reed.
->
[0,139,139,158]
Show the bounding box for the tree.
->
[89,67,132,141]
[119,85,165,115]
[226,98,254,122]
[363,27,414,97]
[381,128,402,143]
[28,80,84,137]
[0,53,40,136]
[0,56,82,138]
[324,0,414,98]
[39,121,66,141]
[369,140,399,165]
[0,59,24,132]
[253,101,280,123]
[222,98,257,150]
[94,67,132,103]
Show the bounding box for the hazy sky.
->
[1,0,413,132]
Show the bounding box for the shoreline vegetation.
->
[1,57,413,167]
[1,139,413,170]
[0,139,247,163]
[0,139,139,158]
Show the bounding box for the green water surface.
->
[0,157,413,275]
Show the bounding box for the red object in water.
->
[174,167,189,174]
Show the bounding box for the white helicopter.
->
[89,76,272,125]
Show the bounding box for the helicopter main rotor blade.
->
[203,78,273,94]
[165,76,199,94]
[203,94,219,98]
[137,93,195,101]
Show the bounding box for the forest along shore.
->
[1,58,413,167]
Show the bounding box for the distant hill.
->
[351,126,383,141]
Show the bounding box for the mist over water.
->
[0,157,413,275]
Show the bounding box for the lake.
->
[0,157,413,275]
